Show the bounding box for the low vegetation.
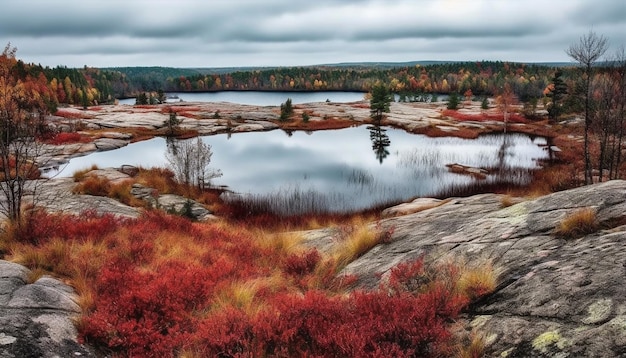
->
[0,207,497,357]
[554,208,599,239]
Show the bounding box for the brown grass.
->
[554,208,598,239]
[499,195,516,208]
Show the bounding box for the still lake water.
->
[51,126,550,214]
[117,91,367,106]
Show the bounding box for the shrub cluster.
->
[4,209,495,357]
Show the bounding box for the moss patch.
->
[532,329,568,353]
[582,298,613,325]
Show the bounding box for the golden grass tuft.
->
[72,165,99,182]
[499,195,516,208]
[456,332,487,358]
[455,261,499,300]
[554,208,598,239]
[26,267,47,284]
[329,219,381,271]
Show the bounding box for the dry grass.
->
[499,195,516,208]
[456,333,487,358]
[72,165,100,182]
[455,261,499,300]
[554,208,598,239]
[328,219,382,271]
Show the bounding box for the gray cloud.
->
[1,0,624,67]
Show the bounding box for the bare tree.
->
[566,30,609,184]
[610,46,626,179]
[166,137,222,190]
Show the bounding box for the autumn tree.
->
[566,30,609,184]
[496,83,517,133]
[0,43,50,223]
[369,83,392,123]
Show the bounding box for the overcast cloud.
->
[1,0,624,68]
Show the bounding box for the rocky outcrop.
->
[130,183,215,221]
[0,261,94,357]
[11,167,214,221]
[29,177,142,219]
[302,180,626,357]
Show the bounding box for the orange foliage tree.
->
[0,43,51,222]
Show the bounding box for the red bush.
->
[282,249,321,277]
[46,132,84,145]
[81,259,212,357]
[15,210,122,245]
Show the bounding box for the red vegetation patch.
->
[177,111,201,119]
[442,109,528,123]
[161,106,202,113]
[9,209,492,357]
[132,105,158,109]
[44,132,90,145]
[54,108,94,119]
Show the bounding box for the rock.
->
[381,198,444,217]
[27,178,141,219]
[98,131,133,140]
[130,183,214,221]
[302,180,626,357]
[0,260,95,357]
[93,137,129,151]
[82,168,131,184]
[156,194,214,221]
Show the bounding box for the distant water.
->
[46,127,551,214]
[117,91,366,106]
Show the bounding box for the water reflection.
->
[368,124,391,164]
[47,127,551,214]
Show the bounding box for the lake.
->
[49,126,550,214]
[117,91,367,106]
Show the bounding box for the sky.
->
[1,0,624,69]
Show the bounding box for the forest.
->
[20,60,571,107]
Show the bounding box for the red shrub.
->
[46,132,85,145]
[282,249,321,277]
[81,259,212,357]
[14,210,121,245]
[248,288,461,357]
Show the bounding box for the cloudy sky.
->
[1,0,624,68]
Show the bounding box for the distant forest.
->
[11,59,583,109]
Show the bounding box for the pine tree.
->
[369,83,392,123]
[546,69,568,122]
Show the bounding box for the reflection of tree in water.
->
[367,124,391,164]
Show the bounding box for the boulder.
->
[305,180,626,357]
[93,137,129,151]
[0,261,94,357]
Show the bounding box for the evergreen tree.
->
[447,92,460,110]
[369,83,392,123]
[135,92,148,105]
[280,98,293,121]
[546,69,568,122]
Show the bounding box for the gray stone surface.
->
[29,177,141,219]
[0,262,94,357]
[304,180,626,357]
